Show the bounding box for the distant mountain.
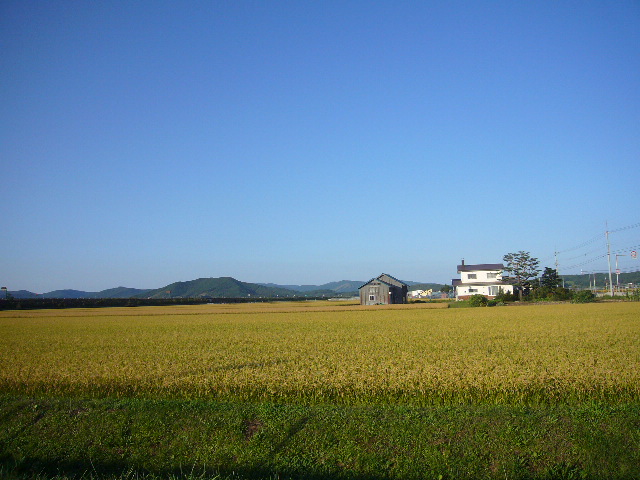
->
[94,287,151,298]
[41,289,94,299]
[260,280,365,294]
[6,290,40,299]
[258,283,322,293]
[261,279,439,294]
[5,275,461,301]
[8,287,150,299]
[320,280,366,293]
[137,277,303,299]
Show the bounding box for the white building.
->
[409,289,432,298]
[452,261,514,300]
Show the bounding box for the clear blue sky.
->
[2,1,639,292]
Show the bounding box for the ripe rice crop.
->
[0,302,638,405]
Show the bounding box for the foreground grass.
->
[2,396,639,480]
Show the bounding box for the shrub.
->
[468,294,489,307]
[623,289,640,302]
[495,290,516,303]
[572,290,595,304]
[532,286,573,301]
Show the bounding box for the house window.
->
[468,274,477,279]
[369,295,375,301]
[469,288,478,293]
[487,272,498,279]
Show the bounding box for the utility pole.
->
[554,250,564,288]
[615,254,626,291]
[606,224,614,297]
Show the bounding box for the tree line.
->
[0,296,332,311]
[497,251,638,303]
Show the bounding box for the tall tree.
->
[540,267,562,289]
[503,251,541,300]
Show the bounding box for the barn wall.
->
[359,277,408,305]
[359,281,392,305]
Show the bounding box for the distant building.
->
[452,260,514,300]
[409,289,433,298]
[359,274,408,305]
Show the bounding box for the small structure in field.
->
[359,273,408,305]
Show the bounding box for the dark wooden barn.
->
[359,273,408,305]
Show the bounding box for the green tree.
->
[539,267,562,288]
[468,294,489,307]
[440,285,452,294]
[503,251,541,300]
[572,290,595,303]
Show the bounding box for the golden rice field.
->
[1,301,639,405]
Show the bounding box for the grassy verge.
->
[2,395,639,480]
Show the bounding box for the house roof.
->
[359,277,394,290]
[359,273,408,290]
[457,263,504,273]
[377,273,407,288]
[452,279,462,286]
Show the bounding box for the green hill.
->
[36,287,150,299]
[8,277,453,300]
[94,287,151,298]
[41,289,91,299]
[5,290,39,299]
[561,271,640,289]
[10,287,150,299]
[138,277,302,299]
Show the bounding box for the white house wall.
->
[456,284,513,298]
[455,267,513,300]
[461,271,504,282]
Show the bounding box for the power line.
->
[563,268,640,275]
[610,222,640,233]
[563,247,602,262]
[552,221,639,276]
[556,234,602,254]
[610,244,640,255]
[564,254,607,271]
[555,221,639,256]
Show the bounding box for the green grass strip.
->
[1,395,639,479]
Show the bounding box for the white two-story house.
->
[452,260,513,300]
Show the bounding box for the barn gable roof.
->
[359,273,408,290]
[377,273,407,288]
[359,277,394,290]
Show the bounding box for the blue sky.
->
[1,1,639,292]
